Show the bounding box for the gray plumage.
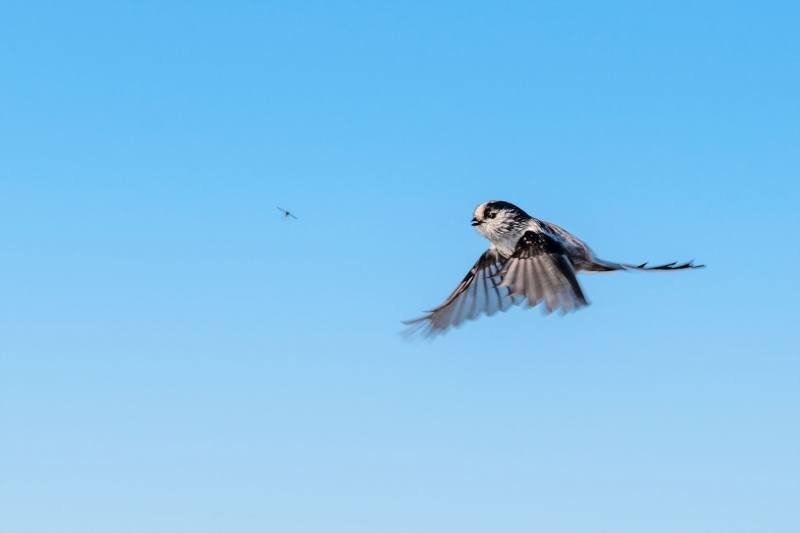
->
[404,200,702,337]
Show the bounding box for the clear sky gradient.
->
[1,2,798,532]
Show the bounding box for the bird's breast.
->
[489,232,524,257]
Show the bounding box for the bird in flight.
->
[277,207,297,220]
[404,200,703,337]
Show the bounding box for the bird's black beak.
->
[471,217,481,226]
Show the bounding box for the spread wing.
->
[498,231,589,314]
[403,248,521,337]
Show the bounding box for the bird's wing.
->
[498,231,589,314]
[403,248,521,337]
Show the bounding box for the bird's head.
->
[471,201,530,241]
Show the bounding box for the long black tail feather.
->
[631,260,703,270]
[586,259,704,272]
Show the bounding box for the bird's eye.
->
[488,212,497,219]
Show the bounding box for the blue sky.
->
[1,2,798,532]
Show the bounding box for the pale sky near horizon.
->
[1,2,798,532]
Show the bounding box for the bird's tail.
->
[584,258,704,272]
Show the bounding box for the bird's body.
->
[277,207,298,220]
[404,200,702,337]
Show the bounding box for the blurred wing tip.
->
[399,318,446,340]
[401,316,426,326]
